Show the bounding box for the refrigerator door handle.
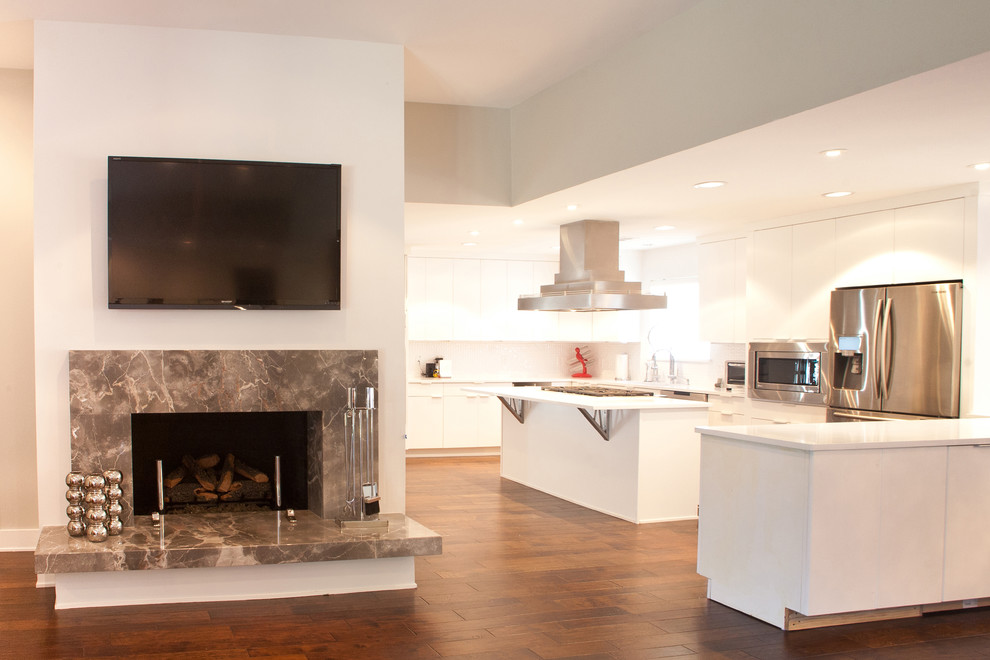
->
[881,298,893,401]
[873,298,885,400]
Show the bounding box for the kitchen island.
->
[696,419,990,630]
[465,385,709,523]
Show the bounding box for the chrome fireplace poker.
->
[339,386,388,529]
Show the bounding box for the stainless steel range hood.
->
[518,219,667,312]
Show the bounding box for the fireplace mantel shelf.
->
[35,511,440,575]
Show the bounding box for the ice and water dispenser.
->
[831,335,865,391]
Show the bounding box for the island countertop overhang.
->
[464,385,709,411]
[697,417,990,451]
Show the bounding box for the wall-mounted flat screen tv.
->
[108,156,341,310]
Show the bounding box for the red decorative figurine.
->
[572,347,591,378]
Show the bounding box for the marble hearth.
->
[36,349,442,609]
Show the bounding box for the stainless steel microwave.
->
[748,341,827,405]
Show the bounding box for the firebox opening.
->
[130,411,314,515]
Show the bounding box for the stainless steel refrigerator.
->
[826,280,962,422]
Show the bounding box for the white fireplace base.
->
[50,556,416,609]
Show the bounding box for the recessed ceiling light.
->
[513,218,524,225]
[462,242,477,247]
[823,191,853,198]
[654,225,675,231]
[468,230,480,236]
[972,162,990,171]
[566,204,579,211]
[821,148,847,158]
[693,181,725,189]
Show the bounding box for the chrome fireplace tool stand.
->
[339,386,387,529]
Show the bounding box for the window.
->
[644,279,710,362]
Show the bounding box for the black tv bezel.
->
[107,155,342,311]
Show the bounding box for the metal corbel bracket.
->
[578,408,612,441]
[497,396,526,424]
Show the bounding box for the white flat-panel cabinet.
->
[406,383,505,450]
[699,238,748,343]
[834,210,896,288]
[530,261,559,340]
[479,260,508,340]
[405,383,444,449]
[407,257,454,340]
[790,220,834,339]
[943,445,990,601]
[452,259,482,340]
[504,261,535,341]
[893,199,965,284]
[749,226,793,339]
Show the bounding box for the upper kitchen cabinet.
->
[699,237,747,343]
[790,220,835,340]
[407,257,454,340]
[834,210,895,287]
[408,257,570,341]
[834,199,965,288]
[748,220,834,340]
[892,198,965,284]
[748,226,794,340]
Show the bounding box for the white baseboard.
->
[0,528,40,551]
[52,556,417,609]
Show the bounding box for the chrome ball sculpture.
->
[103,470,123,536]
[64,472,86,537]
[83,474,109,543]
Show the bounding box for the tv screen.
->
[107,156,341,309]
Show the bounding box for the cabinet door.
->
[893,198,965,284]
[406,392,444,449]
[876,447,946,608]
[698,240,735,342]
[452,260,482,340]
[442,388,477,448]
[505,261,536,341]
[475,391,503,447]
[790,220,835,340]
[530,261,559,340]
[732,237,748,342]
[479,260,508,341]
[834,210,895,288]
[748,226,792,339]
[406,257,428,340]
[944,445,990,601]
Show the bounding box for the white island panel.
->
[698,421,990,630]
[485,386,709,524]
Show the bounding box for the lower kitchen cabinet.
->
[406,382,505,450]
[943,444,990,601]
[406,383,444,449]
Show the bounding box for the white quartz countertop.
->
[410,378,725,396]
[697,417,990,451]
[465,385,710,411]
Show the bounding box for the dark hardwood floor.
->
[3,456,990,659]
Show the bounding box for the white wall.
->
[0,68,39,546]
[405,102,510,206]
[32,22,406,527]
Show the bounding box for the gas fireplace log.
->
[233,457,269,483]
[162,465,187,489]
[194,488,219,503]
[217,453,235,493]
[219,482,244,502]
[196,453,221,469]
[182,454,218,491]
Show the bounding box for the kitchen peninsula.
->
[696,419,990,630]
[466,385,709,523]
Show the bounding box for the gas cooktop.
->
[540,385,653,397]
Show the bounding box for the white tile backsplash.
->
[408,341,642,382]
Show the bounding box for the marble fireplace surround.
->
[67,349,376,524]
